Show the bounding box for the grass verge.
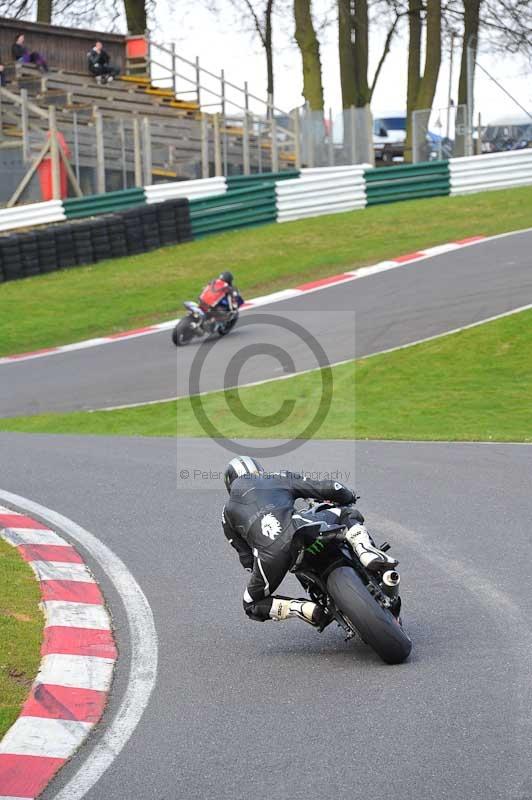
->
[0,536,42,738]
[1,186,532,357]
[1,308,530,442]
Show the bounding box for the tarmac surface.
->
[3,229,532,416]
[2,433,531,800]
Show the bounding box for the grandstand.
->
[0,17,298,206]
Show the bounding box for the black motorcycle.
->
[291,502,412,664]
[171,301,239,347]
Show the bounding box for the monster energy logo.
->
[306,538,326,556]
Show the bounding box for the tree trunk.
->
[338,0,356,108]
[353,0,369,107]
[458,0,481,105]
[265,0,274,100]
[124,0,147,35]
[405,0,441,162]
[294,0,324,111]
[36,0,53,23]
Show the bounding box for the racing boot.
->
[345,523,398,572]
[269,598,325,627]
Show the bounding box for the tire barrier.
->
[226,170,300,191]
[449,149,532,195]
[145,176,227,204]
[0,198,191,283]
[189,183,277,237]
[365,161,450,205]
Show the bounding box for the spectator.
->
[0,53,6,87]
[87,41,120,85]
[12,33,48,72]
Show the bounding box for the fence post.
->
[73,111,80,185]
[243,112,250,175]
[171,42,177,97]
[141,116,152,185]
[213,113,222,177]
[293,108,301,169]
[133,115,142,187]
[195,56,201,106]
[271,109,279,173]
[94,109,106,194]
[476,112,482,155]
[328,107,334,167]
[257,116,262,173]
[350,106,356,164]
[119,117,127,189]
[201,113,209,178]
[48,105,61,200]
[20,89,30,163]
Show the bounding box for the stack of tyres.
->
[122,208,145,255]
[140,206,160,251]
[0,236,23,281]
[176,199,193,243]
[89,218,111,262]
[37,229,58,273]
[156,201,179,246]
[18,232,40,278]
[72,222,94,265]
[54,224,76,269]
[107,215,128,258]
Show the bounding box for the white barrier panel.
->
[450,149,532,196]
[276,168,367,223]
[0,200,65,233]
[144,177,227,204]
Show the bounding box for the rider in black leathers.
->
[222,456,397,626]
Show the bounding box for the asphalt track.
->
[2,432,532,800]
[2,229,532,416]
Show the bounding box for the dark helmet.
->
[219,271,234,285]
[224,456,263,493]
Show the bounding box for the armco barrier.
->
[276,167,367,223]
[0,198,191,283]
[449,149,532,195]
[365,161,450,205]
[0,200,65,233]
[226,170,300,191]
[63,187,146,219]
[190,183,277,237]
[145,176,227,204]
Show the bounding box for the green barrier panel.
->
[63,188,146,219]
[364,161,450,206]
[226,170,299,190]
[190,184,277,237]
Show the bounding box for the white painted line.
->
[42,600,111,630]
[0,489,159,800]
[0,717,92,759]
[0,527,67,547]
[37,653,115,692]
[29,560,95,583]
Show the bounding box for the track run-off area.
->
[1,227,532,799]
[1,227,532,416]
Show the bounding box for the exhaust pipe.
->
[381,569,400,598]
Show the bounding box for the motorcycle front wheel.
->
[327,566,412,665]
[172,316,197,346]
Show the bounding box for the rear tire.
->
[172,316,196,346]
[327,566,412,664]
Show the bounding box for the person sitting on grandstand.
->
[198,271,244,320]
[87,41,120,85]
[12,33,48,73]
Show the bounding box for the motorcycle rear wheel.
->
[327,566,412,665]
[172,317,196,346]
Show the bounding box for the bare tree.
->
[338,0,406,109]
[405,0,442,161]
[294,0,324,111]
